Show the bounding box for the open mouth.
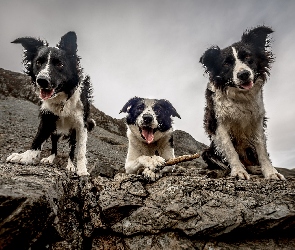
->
[39,88,55,100]
[140,126,157,144]
[239,80,254,90]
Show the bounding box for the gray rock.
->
[1,68,295,249]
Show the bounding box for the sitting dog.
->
[120,97,181,181]
[199,26,285,180]
[6,31,95,176]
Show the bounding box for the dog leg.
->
[125,155,165,181]
[41,134,60,164]
[254,133,285,180]
[140,156,166,181]
[75,127,89,176]
[66,158,76,172]
[7,112,57,165]
[6,150,41,165]
[213,125,250,180]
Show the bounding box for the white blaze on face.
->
[137,99,158,144]
[37,52,55,100]
[232,47,254,88]
[37,51,51,81]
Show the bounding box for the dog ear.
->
[11,37,45,52]
[57,31,77,55]
[241,26,273,50]
[159,99,181,119]
[200,46,221,73]
[120,96,142,114]
[11,37,46,74]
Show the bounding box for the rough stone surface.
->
[1,68,295,249]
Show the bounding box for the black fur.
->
[9,32,94,173]
[200,26,274,91]
[199,26,274,173]
[120,97,181,132]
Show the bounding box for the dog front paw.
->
[76,161,89,176]
[263,167,285,180]
[41,154,55,164]
[231,166,250,180]
[66,159,76,172]
[142,167,161,182]
[6,150,40,165]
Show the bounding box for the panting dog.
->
[199,26,285,180]
[6,31,95,176]
[120,97,181,181]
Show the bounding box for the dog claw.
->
[265,173,286,181]
[6,150,40,165]
[231,168,250,180]
[40,154,55,164]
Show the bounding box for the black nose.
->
[142,114,153,124]
[237,70,251,81]
[37,78,50,89]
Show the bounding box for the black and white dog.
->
[199,26,285,180]
[6,31,95,176]
[120,97,181,181]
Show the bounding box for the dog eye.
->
[154,106,162,114]
[245,56,253,64]
[36,60,42,67]
[137,104,144,111]
[223,57,233,67]
[56,62,64,68]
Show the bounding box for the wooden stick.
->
[165,153,200,166]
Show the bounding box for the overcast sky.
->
[0,0,294,169]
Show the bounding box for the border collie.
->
[6,31,95,176]
[199,26,285,180]
[120,97,181,181]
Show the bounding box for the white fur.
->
[210,77,285,180]
[41,85,89,176]
[6,150,40,165]
[125,99,175,181]
[232,47,254,85]
[66,158,75,172]
[37,52,51,81]
[41,154,55,164]
[7,83,90,176]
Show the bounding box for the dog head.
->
[200,26,274,91]
[120,97,181,144]
[12,31,81,100]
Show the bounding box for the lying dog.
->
[6,32,95,176]
[199,26,285,180]
[120,97,181,181]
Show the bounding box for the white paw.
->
[66,159,76,172]
[6,150,40,165]
[263,167,285,180]
[231,166,250,180]
[142,167,161,181]
[76,162,89,176]
[40,154,55,164]
[76,170,90,176]
[138,155,166,172]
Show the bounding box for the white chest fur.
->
[211,78,266,138]
[41,86,84,134]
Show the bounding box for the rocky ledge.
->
[0,68,295,249]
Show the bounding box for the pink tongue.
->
[142,128,154,144]
[40,89,54,100]
[241,81,254,90]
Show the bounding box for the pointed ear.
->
[120,96,142,114]
[57,31,77,55]
[200,46,221,73]
[11,37,45,54]
[241,26,273,49]
[160,99,181,119]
